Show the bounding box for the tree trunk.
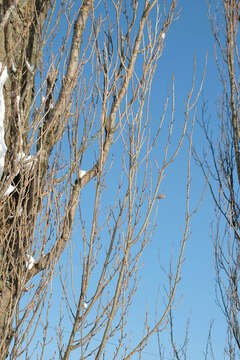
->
[0,1,50,357]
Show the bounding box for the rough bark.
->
[0,1,50,357]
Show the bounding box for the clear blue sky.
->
[122,0,227,358]
[135,0,227,358]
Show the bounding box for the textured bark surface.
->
[0,1,50,357]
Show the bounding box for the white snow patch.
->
[16,95,21,119]
[25,254,35,270]
[0,63,8,180]
[17,152,35,170]
[16,95,20,108]
[17,151,31,162]
[79,170,87,178]
[11,58,17,73]
[83,302,88,309]
[16,95,24,149]
[25,60,34,73]
[4,184,15,196]
[17,152,25,161]
[0,66,36,198]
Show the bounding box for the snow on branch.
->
[79,169,87,178]
[25,59,34,74]
[0,62,8,180]
[0,63,35,197]
[25,254,35,270]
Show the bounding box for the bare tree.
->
[195,0,240,358]
[0,0,202,359]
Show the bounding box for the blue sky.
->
[124,0,227,358]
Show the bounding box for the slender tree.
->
[0,0,201,359]
[196,0,240,358]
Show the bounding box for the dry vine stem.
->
[0,0,202,359]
